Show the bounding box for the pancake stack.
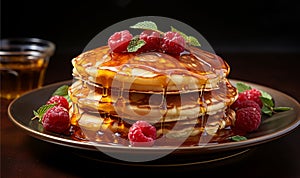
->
[68,45,238,146]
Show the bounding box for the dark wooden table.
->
[1,52,300,177]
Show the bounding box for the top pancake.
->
[71,46,230,92]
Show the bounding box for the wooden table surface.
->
[1,52,300,178]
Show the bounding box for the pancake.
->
[73,104,236,146]
[68,43,238,146]
[71,46,230,92]
[69,78,237,122]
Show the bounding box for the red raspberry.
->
[235,88,263,108]
[231,99,261,113]
[42,106,70,134]
[46,95,69,110]
[161,31,185,55]
[234,107,261,133]
[139,30,161,52]
[108,30,133,53]
[128,121,156,147]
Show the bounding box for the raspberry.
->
[108,30,133,53]
[234,107,261,133]
[161,31,185,55]
[128,120,156,147]
[46,95,69,110]
[42,106,70,134]
[139,30,161,52]
[235,88,263,108]
[231,99,261,113]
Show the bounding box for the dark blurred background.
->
[1,0,300,84]
[2,1,300,176]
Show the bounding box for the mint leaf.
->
[187,36,201,47]
[260,90,272,100]
[130,21,163,33]
[127,36,146,52]
[261,105,273,116]
[260,96,274,108]
[260,96,292,116]
[52,85,69,96]
[229,135,247,142]
[32,103,56,122]
[236,82,252,93]
[273,107,292,112]
[171,26,201,47]
[259,91,292,115]
[171,26,189,40]
[52,85,71,102]
[260,96,275,116]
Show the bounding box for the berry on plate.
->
[128,120,156,147]
[234,107,261,133]
[42,106,70,134]
[46,95,69,110]
[108,30,133,53]
[231,99,261,113]
[236,88,263,108]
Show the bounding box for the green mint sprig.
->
[235,82,292,116]
[32,103,56,122]
[236,82,252,93]
[127,36,146,52]
[130,21,163,34]
[52,85,71,102]
[229,135,247,142]
[32,85,70,122]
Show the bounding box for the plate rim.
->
[7,79,300,154]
